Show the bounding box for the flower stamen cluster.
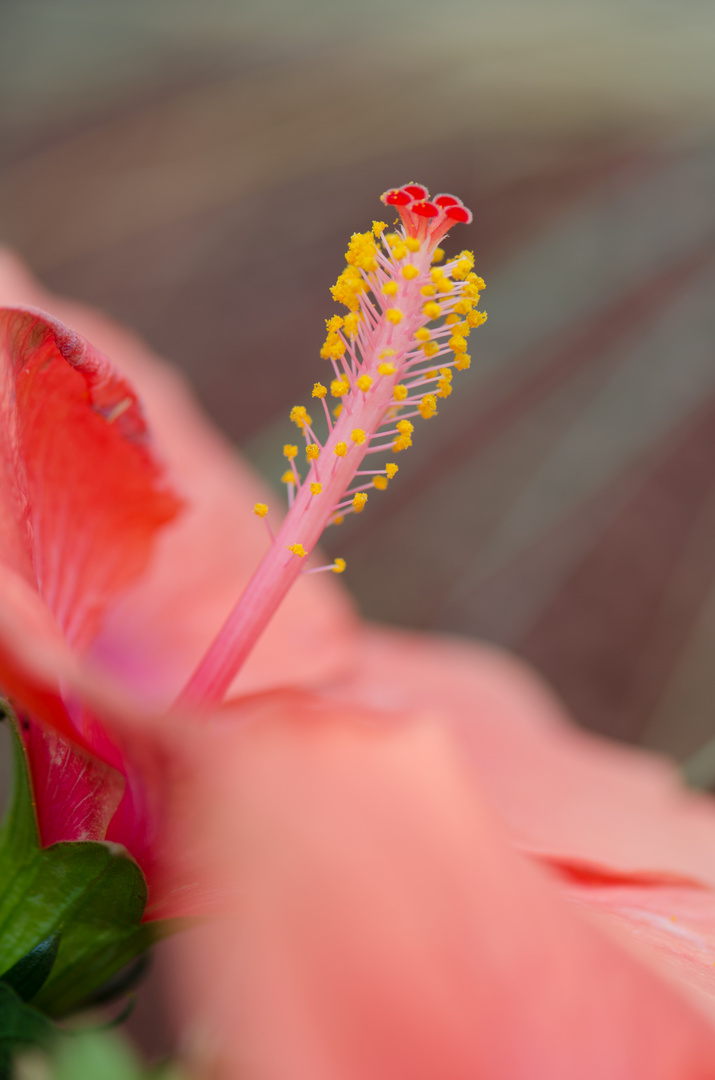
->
[178,184,486,710]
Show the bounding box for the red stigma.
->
[380,183,472,244]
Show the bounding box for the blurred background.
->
[2,0,715,760]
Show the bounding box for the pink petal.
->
[329,625,715,888]
[0,250,358,707]
[166,694,715,1080]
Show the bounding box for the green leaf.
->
[0,710,165,1019]
[0,934,60,1002]
[0,982,56,1051]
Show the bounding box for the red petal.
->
[382,188,412,206]
[433,194,461,207]
[401,183,429,200]
[0,307,182,654]
[445,204,472,223]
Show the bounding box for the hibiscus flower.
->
[3,185,715,1079]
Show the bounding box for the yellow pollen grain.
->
[383,281,399,297]
[421,285,437,296]
[353,492,368,512]
[334,441,347,457]
[312,382,327,398]
[405,237,421,252]
[283,444,298,459]
[351,428,366,444]
[415,327,431,342]
[281,470,295,484]
[310,482,322,495]
[373,475,388,490]
[333,404,343,418]
[392,243,407,260]
[385,463,398,478]
[423,341,439,357]
[253,503,269,517]
[445,314,460,325]
[326,315,344,332]
[431,247,445,263]
[423,302,441,319]
[333,557,347,573]
[449,336,468,353]
[306,444,320,460]
[378,361,396,375]
[333,515,344,525]
[396,420,414,435]
[455,354,471,371]
[402,264,419,280]
[287,543,306,558]
[393,435,412,452]
[393,384,408,401]
[372,221,387,236]
[386,308,403,324]
[357,374,373,392]
[343,312,360,336]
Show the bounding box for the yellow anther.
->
[393,435,412,452]
[449,336,468,353]
[345,231,379,273]
[439,368,453,381]
[287,543,306,558]
[331,378,350,397]
[392,243,407,260]
[385,463,399,478]
[422,341,440,357]
[312,382,327,398]
[423,302,441,319]
[283,444,298,459]
[351,428,366,444]
[445,314,460,325]
[310,482,322,495]
[379,348,396,358]
[393,384,408,401]
[432,273,453,294]
[378,361,396,375]
[290,406,312,429]
[467,273,486,289]
[326,315,344,332]
[386,308,403,324]
[454,298,474,315]
[333,404,343,418]
[253,503,269,517]
[372,220,387,236]
[402,264,419,280]
[343,312,360,336]
[419,393,438,419]
[437,379,453,398]
[320,332,347,360]
[306,444,320,460]
[452,253,475,281]
[405,237,421,252]
[357,374,373,392]
[385,233,400,248]
[281,470,295,484]
[333,515,344,525]
[383,280,399,297]
[455,353,471,371]
[334,442,347,457]
[373,475,388,490]
[332,557,347,573]
[421,285,437,296]
[431,247,445,263]
[353,492,368,512]
[396,419,414,435]
[426,369,437,378]
[467,310,488,327]
[415,327,431,342]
